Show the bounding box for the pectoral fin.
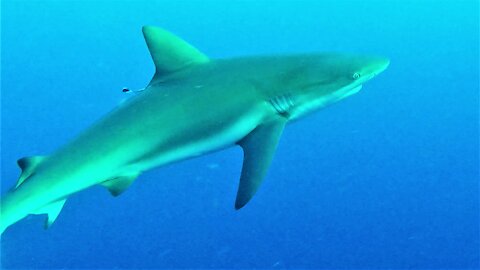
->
[32,199,66,229]
[101,173,139,197]
[235,119,286,209]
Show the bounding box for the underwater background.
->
[1,0,478,269]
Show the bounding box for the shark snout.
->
[353,57,389,85]
[375,58,390,74]
[368,57,390,78]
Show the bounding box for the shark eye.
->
[352,72,361,80]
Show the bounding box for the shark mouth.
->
[340,84,363,98]
[348,84,363,94]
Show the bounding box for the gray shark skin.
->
[0,26,389,234]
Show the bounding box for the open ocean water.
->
[1,0,479,269]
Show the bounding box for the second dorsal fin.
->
[16,156,46,188]
[142,26,209,79]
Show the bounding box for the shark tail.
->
[1,155,140,234]
[0,155,67,234]
[1,174,68,234]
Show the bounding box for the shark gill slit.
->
[269,93,294,117]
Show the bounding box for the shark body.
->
[0,26,389,234]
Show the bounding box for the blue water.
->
[1,0,478,268]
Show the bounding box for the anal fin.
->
[32,199,66,229]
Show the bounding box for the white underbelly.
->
[128,109,264,173]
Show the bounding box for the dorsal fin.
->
[142,26,209,79]
[16,156,46,188]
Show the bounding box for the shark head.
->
[268,53,390,120]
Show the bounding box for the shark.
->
[0,26,389,234]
